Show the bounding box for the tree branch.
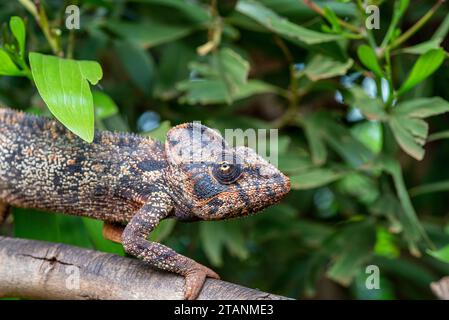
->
[0,236,289,300]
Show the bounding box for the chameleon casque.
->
[0,108,291,299]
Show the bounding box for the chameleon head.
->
[164,123,291,220]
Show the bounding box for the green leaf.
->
[427,245,449,263]
[388,97,449,160]
[9,16,26,57]
[236,0,341,45]
[402,38,442,55]
[338,173,379,204]
[374,227,400,258]
[199,221,248,267]
[357,45,383,77]
[216,48,250,100]
[106,20,199,49]
[0,49,22,76]
[398,49,445,95]
[324,221,376,286]
[394,97,449,118]
[154,42,196,100]
[29,52,103,142]
[351,121,383,154]
[114,40,154,94]
[200,222,225,266]
[389,116,427,160]
[290,168,346,190]
[304,54,353,81]
[303,118,327,165]
[178,48,253,104]
[92,91,118,119]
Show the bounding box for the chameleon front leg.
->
[122,196,219,300]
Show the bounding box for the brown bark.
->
[0,236,289,300]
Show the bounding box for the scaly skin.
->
[0,108,291,299]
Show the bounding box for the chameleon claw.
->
[184,263,220,300]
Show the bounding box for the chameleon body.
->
[0,108,291,299]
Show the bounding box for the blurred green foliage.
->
[1,0,449,299]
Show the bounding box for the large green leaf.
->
[398,49,446,95]
[236,0,341,45]
[29,52,103,142]
[304,54,353,81]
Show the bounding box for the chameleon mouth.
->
[237,173,291,215]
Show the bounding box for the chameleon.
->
[0,108,291,299]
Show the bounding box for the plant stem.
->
[19,0,63,56]
[384,47,395,109]
[389,0,444,50]
[273,36,301,128]
[302,0,360,34]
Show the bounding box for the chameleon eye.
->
[213,161,242,184]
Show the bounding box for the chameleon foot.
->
[184,263,220,300]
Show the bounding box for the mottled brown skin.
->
[0,108,291,299]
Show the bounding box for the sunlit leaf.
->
[29,52,103,142]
